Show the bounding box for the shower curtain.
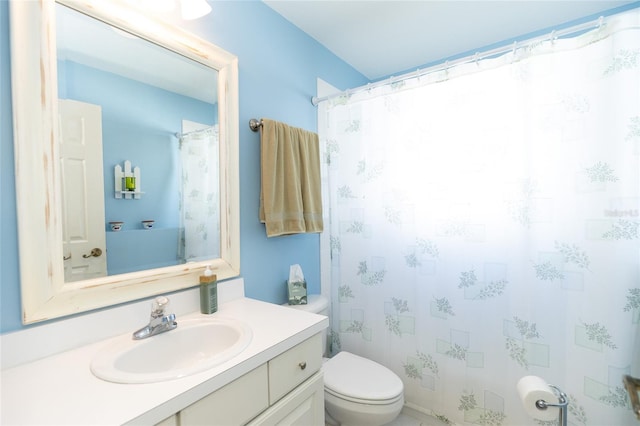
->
[320,9,639,425]
[178,125,220,262]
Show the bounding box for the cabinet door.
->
[268,334,322,404]
[248,372,324,426]
[180,364,269,426]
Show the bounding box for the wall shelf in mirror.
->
[9,0,240,324]
[115,160,142,199]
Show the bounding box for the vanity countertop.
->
[0,297,328,425]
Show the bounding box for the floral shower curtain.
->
[178,125,220,262]
[320,9,639,425]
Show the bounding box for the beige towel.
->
[259,118,323,237]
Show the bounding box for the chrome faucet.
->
[132,296,178,340]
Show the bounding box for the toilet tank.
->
[283,294,329,356]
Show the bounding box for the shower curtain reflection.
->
[320,8,640,425]
[178,125,220,262]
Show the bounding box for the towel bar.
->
[249,118,263,132]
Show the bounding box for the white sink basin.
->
[91,317,252,383]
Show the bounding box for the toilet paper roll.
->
[516,375,559,421]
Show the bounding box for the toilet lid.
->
[323,351,403,402]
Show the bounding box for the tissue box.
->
[287,280,307,305]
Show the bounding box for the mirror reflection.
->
[56,4,221,282]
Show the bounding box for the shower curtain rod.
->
[311,15,606,106]
[174,125,215,139]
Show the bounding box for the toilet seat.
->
[325,386,404,406]
[323,351,404,405]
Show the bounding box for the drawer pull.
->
[298,362,307,370]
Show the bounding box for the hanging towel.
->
[259,118,323,237]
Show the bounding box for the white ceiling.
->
[263,0,636,80]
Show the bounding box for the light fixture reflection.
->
[155,0,176,13]
[138,0,175,13]
[136,0,212,20]
[179,0,212,20]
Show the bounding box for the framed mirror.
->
[9,0,239,324]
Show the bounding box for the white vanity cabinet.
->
[171,333,324,426]
[1,292,329,426]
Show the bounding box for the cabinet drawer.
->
[268,333,322,404]
[180,364,269,426]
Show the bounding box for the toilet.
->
[284,295,404,426]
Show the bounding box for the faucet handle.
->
[151,296,170,316]
[163,313,177,324]
[153,296,169,309]
[154,296,169,307]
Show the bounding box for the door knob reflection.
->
[83,248,103,258]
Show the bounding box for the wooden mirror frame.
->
[9,0,239,324]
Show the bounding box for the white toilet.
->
[284,295,404,426]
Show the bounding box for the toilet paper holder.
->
[534,384,569,426]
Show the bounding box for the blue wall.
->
[0,0,367,332]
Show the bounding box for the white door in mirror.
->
[59,99,107,282]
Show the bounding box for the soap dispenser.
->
[199,265,218,314]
